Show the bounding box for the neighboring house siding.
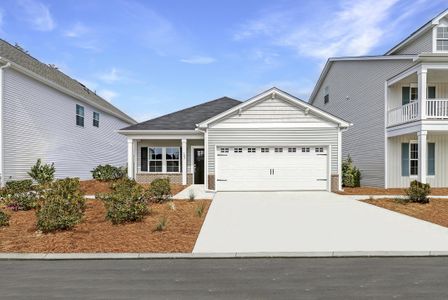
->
[2,68,130,181]
[394,29,433,54]
[388,134,448,188]
[312,60,414,187]
[207,128,339,175]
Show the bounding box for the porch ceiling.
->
[392,69,448,85]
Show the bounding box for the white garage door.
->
[216,146,328,191]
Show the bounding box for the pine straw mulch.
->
[0,199,210,253]
[339,187,448,196]
[79,180,188,196]
[361,198,448,228]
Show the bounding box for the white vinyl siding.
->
[388,134,448,188]
[311,59,415,187]
[2,68,131,181]
[394,29,433,55]
[388,82,448,110]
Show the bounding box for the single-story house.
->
[119,88,351,192]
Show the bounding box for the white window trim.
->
[409,141,418,177]
[93,111,100,127]
[433,25,448,53]
[76,104,85,127]
[140,146,181,174]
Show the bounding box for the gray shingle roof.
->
[122,97,241,130]
[0,39,136,124]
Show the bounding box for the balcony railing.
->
[387,101,419,126]
[426,99,448,118]
[387,99,448,127]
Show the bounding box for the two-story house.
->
[0,39,136,185]
[310,9,448,188]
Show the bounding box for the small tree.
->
[342,155,361,187]
[406,180,431,204]
[148,178,172,203]
[28,159,55,186]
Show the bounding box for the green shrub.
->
[342,155,361,188]
[28,159,55,185]
[2,180,37,211]
[5,180,33,194]
[91,164,127,182]
[405,180,431,204]
[98,178,149,224]
[148,178,172,203]
[0,209,9,227]
[36,178,85,233]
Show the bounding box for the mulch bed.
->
[339,187,448,196]
[79,180,188,196]
[362,198,448,228]
[0,199,210,253]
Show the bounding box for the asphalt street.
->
[1,257,448,299]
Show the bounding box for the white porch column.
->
[182,138,187,185]
[418,68,427,120]
[418,130,427,184]
[127,138,134,179]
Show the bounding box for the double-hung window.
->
[149,147,163,172]
[93,112,100,127]
[324,86,329,104]
[436,27,448,52]
[76,104,84,127]
[166,147,180,172]
[409,143,418,176]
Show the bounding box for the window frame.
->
[324,86,330,104]
[220,147,229,153]
[233,147,243,153]
[247,147,256,153]
[409,142,418,176]
[166,147,181,173]
[274,147,283,153]
[435,26,448,52]
[261,147,269,153]
[301,147,310,153]
[288,147,296,153]
[93,111,100,127]
[148,147,163,173]
[76,104,85,127]
[140,146,182,174]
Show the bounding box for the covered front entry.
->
[215,146,329,191]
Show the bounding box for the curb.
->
[1,251,448,260]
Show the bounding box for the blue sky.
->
[0,0,446,121]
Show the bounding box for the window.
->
[166,147,180,172]
[315,147,324,153]
[410,87,418,101]
[274,147,283,153]
[288,147,296,153]
[410,143,418,176]
[220,148,229,153]
[149,147,163,172]
[261,147,269,153]
[324,86,329,104]
[436,27,448,52]
[302,147,310,153]
[76,104,84,127]
[93,112,100,127]
[248,147,256,153]
[234,147,243,153]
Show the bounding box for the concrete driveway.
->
[193,192,448,253]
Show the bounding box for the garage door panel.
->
[216,146,329,191]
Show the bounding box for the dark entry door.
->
[194,148,205,184]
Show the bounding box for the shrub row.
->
[91,165,127,182]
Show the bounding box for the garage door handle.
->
[316,179,327,181]
[217,179,227,182]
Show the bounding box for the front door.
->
[193,148,205,184]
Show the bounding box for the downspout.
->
[0,61,11,187]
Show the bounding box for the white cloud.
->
[98,89,118,102]
[233,0,430,59]
[133,111,159,122]
[180,56,216,64]
[17,0,55,31]
[98,68,123,83]
[64,22,89,38]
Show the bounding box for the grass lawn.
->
[0,199,210,253]
[339,187,448,195]
[362,198,448,228]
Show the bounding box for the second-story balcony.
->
[387,99,448,126]
[387,56,448,127]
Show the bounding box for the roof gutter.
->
[0,57,137,125]
[0,61,11,187]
